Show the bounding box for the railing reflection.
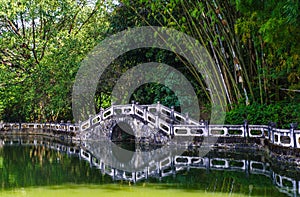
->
[1,136,299,197]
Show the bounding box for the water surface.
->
[0,135,298,197]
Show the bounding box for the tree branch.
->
[31,17,39,64]
[20,12,26,38]
[6,17,21,37]
[74,7,98,36]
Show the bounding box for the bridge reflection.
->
[1,135,299,197]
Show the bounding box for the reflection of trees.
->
[30,146,63,166]
[0,143,112,189]
[0,136,298,196]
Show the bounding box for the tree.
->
[234,0,300,103]
[107,0,255,119]
[106,0,299,124]
[0,0,111,122]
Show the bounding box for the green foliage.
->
[102,0,300,125]
[0,0,298,126]
[0,0,111,122]
[130,83,180,108]
[226,101,300,128]
[234,0,300,102]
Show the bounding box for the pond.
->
[0,135,299,197]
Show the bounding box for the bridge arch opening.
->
[111,121,136,163]
[111,121,135,142]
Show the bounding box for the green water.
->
[0,184,257,197]
[0,136,297,197]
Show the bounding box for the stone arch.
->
[111,121,135,142]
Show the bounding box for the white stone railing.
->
[1,102,299,149]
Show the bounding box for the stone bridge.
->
[1,102,300,149]
[77,102,300,149]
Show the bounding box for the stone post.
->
[111,103,115,116]
[269,122,276,144]
[131,100,136,116]
[89,115,93,128]
[243,120,249,138]
[156,101,161,116]
[143,106,148,122]
[170,106,175,123]
[205,157,210,173]
[290,123,298,148]
[18,122,21,130]
[99,107,104,121]
[49,122,53,133]
[185,112,189,124]
[245,159,249,178]
[60,120,64,131]
[78,120,82,132]
[155,101,161,130]
[200,120,209,137]
[67,120,71,132]
[170,106,175,136]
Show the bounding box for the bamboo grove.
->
[0,0,299,127]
